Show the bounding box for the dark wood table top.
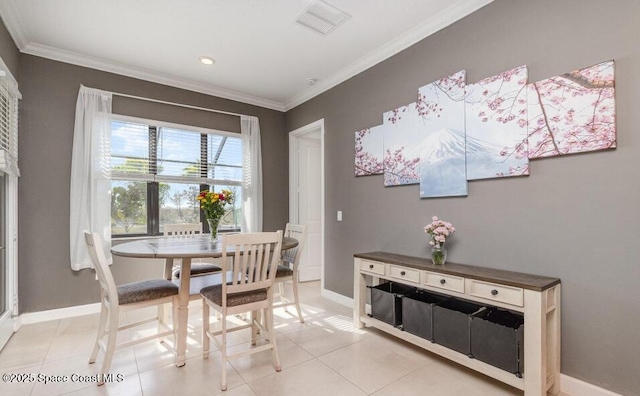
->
[355,251,560,292]
[112,234,298,259]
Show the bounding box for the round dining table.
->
[111,234,299,367]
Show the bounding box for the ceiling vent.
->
[295,1,351,36]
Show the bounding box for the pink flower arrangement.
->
[424,216,455,247]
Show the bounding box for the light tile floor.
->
[0,281,564,396]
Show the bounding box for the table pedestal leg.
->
[163,258,173,280]
[176,258,191,367]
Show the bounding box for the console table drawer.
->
[388,265,420,284]
[360,260,385,275]
[424,271,465,293]
[467,280,524,307]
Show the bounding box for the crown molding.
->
[284,0,494,111]
[0,1,28,50]
[22,43,286,112]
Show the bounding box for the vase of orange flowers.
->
[196,189,234,242]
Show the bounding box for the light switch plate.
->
[337,211,343,221]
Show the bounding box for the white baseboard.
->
[299,266,321,282]
[19,302,101,325]
[560,374,623,396]
[321,287,353,308]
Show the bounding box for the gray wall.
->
[285,0,640,394]
[17,54,288,314]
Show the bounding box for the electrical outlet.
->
[337,211,343,221]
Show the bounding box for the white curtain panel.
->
[240,116,263,233]
[69,86,112,270]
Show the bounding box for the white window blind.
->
[110,120,153,180]
[111,120,242,186]
[0,77,19,177]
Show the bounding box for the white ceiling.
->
[0,0,493,111]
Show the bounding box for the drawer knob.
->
[369,264,374,269]
[491,289,499,296]
[440,279,446,284]
[400,271,406,276]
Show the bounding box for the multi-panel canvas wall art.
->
[354,60,616,201]
[465,66,529,180]
[354,125,384,176]
[417,70,468,198]
[527,60,616,158]
[383,103,422,186]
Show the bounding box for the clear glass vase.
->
[430,243,447,265]
[206,217,220,243]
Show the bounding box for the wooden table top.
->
[112,234,298,259]
[355,251,560,292]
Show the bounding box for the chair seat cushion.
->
[275,265,294,278]
[200,284,267,307]
[174,263,222,278]
[117,279,179,305]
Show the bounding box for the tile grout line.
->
[31,319,62,396]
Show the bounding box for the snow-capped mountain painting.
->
[419,128,468,197]
[465,66,529,180]
[417,70,468,198]
[352,62,613,202]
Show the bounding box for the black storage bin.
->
[402,290,450,341]
[433,299,485,355]
[369,282,416,326]
[471,307,525,375]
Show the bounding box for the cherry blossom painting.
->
[383,103,422,186]
[527,60,616,158]
[416,70,468,198]
[352,59,617,202]
[354,124,384,176]
[465,65,529,180]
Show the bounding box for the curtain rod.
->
[108,90,247,118]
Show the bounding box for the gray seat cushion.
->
[275,265,293,278]
[174,263,222,278]
[200,284,267,307]
[117,279,179,305]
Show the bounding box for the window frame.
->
[110,114,243,238]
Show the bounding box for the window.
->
[110,118,243,237]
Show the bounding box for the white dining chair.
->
[273,223,307,323]
[84,231,178,385]
[201,231,283,391]
[163,222,222,278]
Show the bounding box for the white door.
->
[289,120,324,284]
[297,135,322,281]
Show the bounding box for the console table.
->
[353,252,561,396]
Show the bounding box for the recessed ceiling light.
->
[306,78,319,86]
[199,56,215,65]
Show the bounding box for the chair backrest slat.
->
[282,224,307,267]
[221,231,282,297]
[164,223,203,236]
[84,231,119,306]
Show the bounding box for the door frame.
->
[288,119,325,290]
